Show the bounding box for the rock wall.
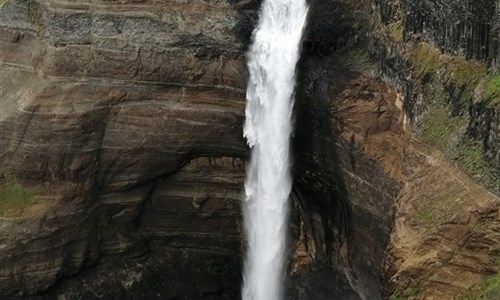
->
[378,0,500,69]
[373,0,499,192]
[0,0,256,296]
[364,0,500,298]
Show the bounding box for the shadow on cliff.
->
[286,0,398,298]
[289,49,363,299]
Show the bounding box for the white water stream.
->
[242,0,308,299]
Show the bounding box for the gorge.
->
[0,0,499,299]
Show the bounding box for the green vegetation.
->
[410,42,498,191]
[341,48,378,75]
[27,0,45,35]
[410,42,488,107]
[410,42,441,77]
[454,140,499,190]
[0,173,36,217]
[387,21,404,42]
[462,273,500,300]
[418,98,498,191]
[390,285,420,300]
[442,56,487,106]
[419,103,465,150]
[417,206,438,227]
[0,0,5,9]
[484,75,500,104]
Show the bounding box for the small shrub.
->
[340,48,378,75]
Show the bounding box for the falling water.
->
[242,0,308,299]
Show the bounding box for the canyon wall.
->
[0,0,255,297]
[0,0,499,299]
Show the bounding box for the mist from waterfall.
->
[242,0,308,299]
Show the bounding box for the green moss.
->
[462,273,500,300]
[0,0,5,9]
[27,0,44,35]
[387,21,404,42]
[0,173,37,217]
[442,56,488,105]
[410,42,441,77]
[340,48,378,75]
[419,102,498,191]
[410,42,488,107]
[453,140,500,191]
[390,285,420,300]
[484,75,500,104]
[419,103,465,150]
[418,206,438,227]
[455,142,487,175]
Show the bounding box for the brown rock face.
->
[384,141,500,299]
[0,0,256,297]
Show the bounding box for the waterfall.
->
[242,0,308,299]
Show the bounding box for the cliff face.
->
[288,0,499,299]
[399,0,500,68]
[0,0,499,299]
[0,0,255,297]
[375,0,500,187]
[365,0,500,298]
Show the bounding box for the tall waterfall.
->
[242,0,308,299]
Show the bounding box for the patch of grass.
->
[0,173,37,217]
[419,103,465,150]
[484,75,500,104]
[410,42,488,107]
[418,206,438,227]
[410,42,441,77]
[27,0,45,35]
[340,48,378,75]
[455,141,488,176]
[462,273,500,300]
[390,285,420,300]
[453,140,500,191]
[387,21,404,42]
[441,55,488,106]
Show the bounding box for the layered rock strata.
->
[0,0,254,296]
